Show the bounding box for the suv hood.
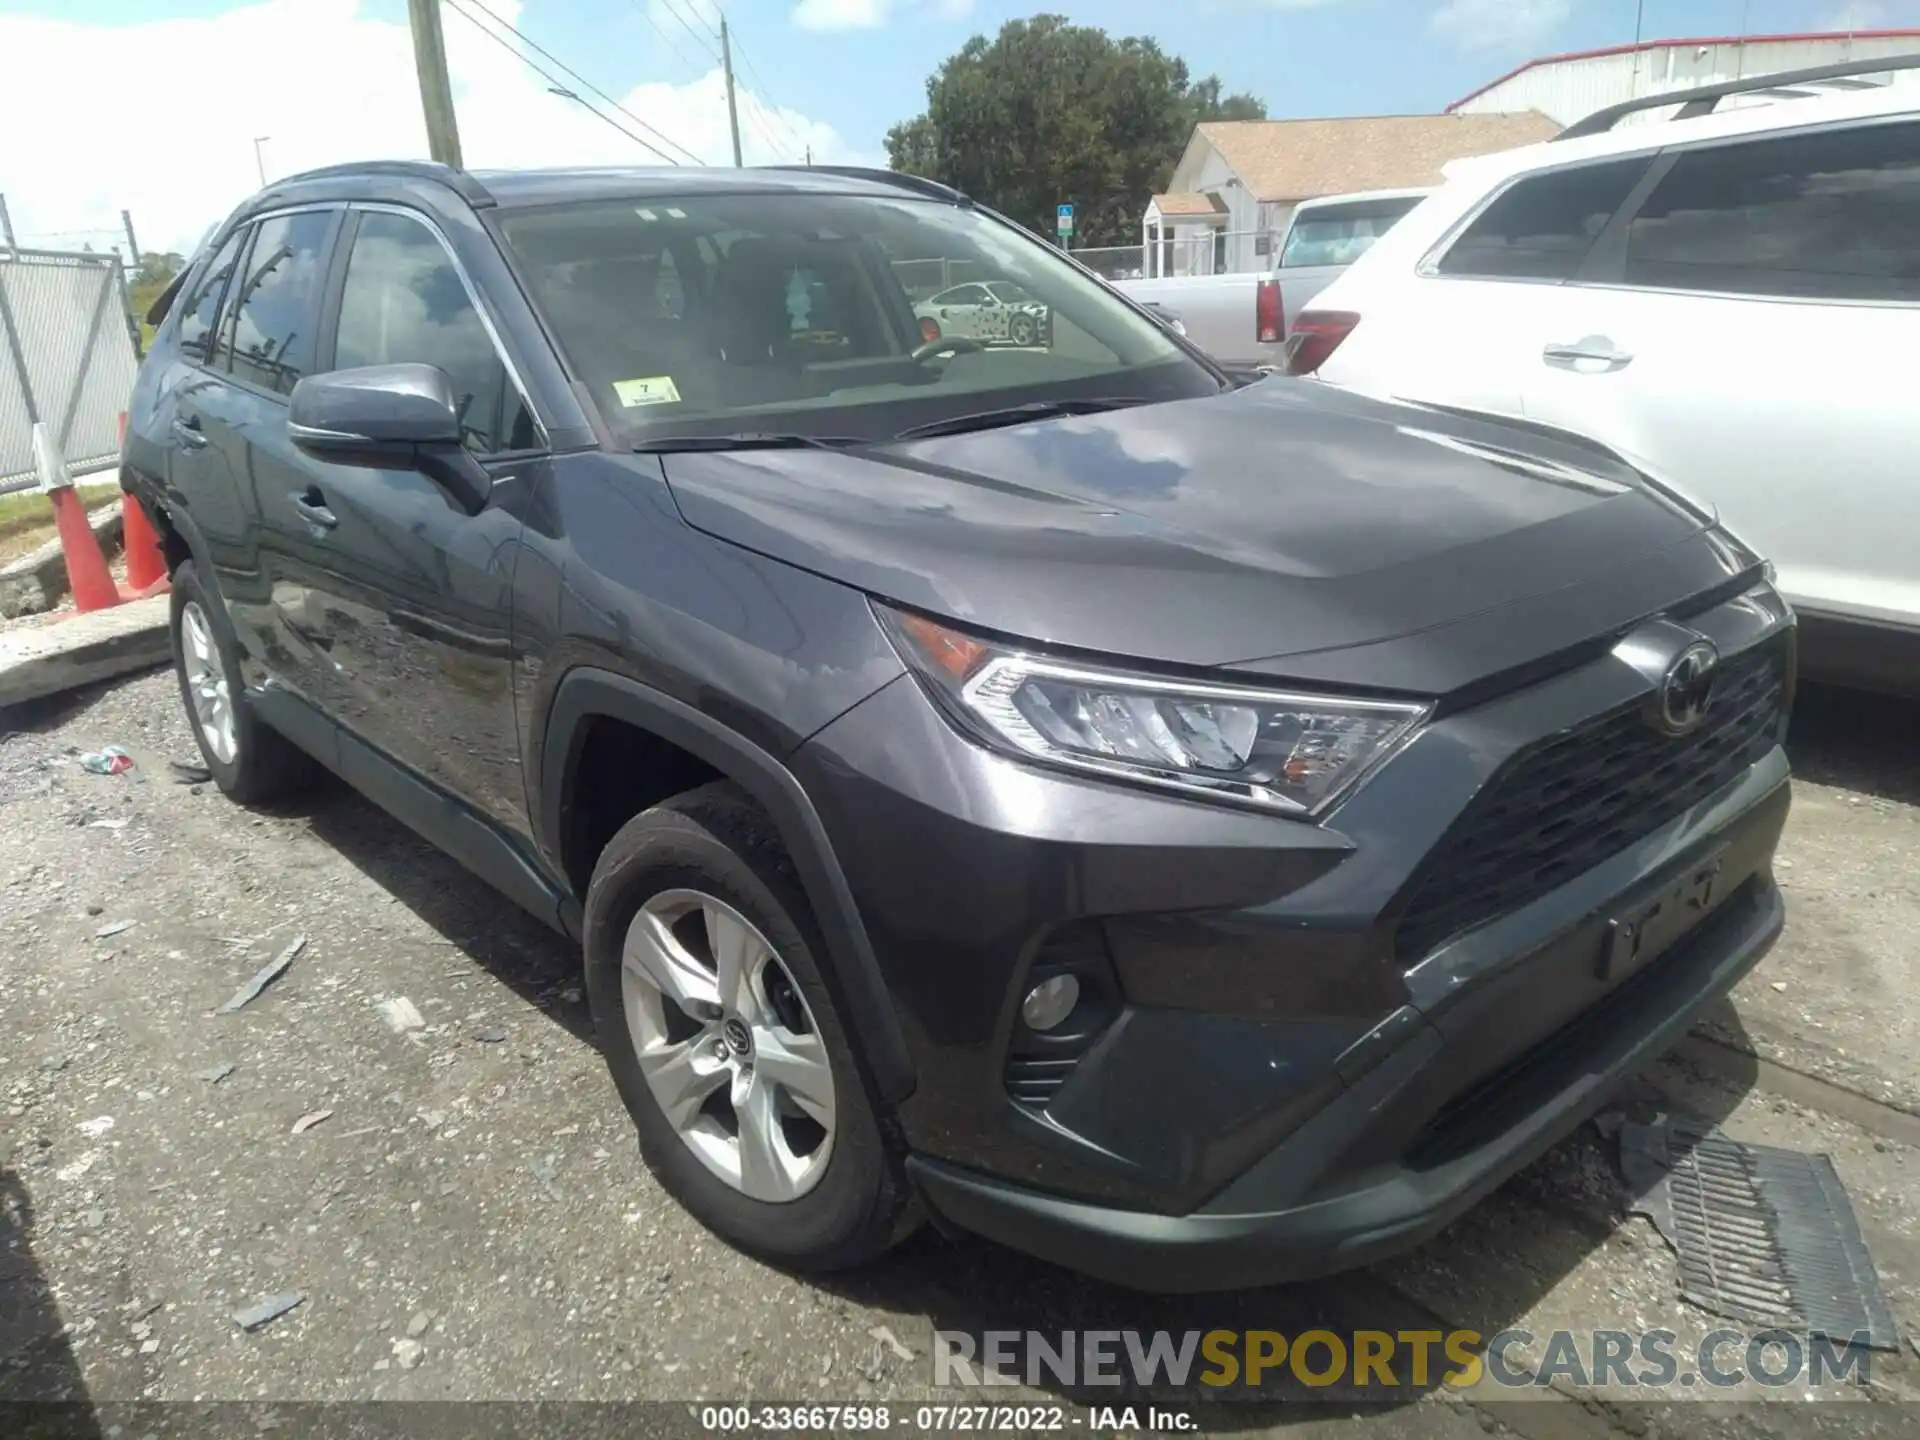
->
[662,381,1752,695]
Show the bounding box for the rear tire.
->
[584,781,917,1271]
[168,560,312,805]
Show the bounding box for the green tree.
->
[1183,75,1268,126]
[885,16,1265,248]
[135,251,185,287]
[128,252,186,340]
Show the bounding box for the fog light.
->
[1020,974,1080,1031]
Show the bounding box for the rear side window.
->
[1280,197,1422,269]
[222,210,336,394]
[1437,157,1650,281]
[1623,120,1920,302]
[176,230,247,366]
[332,211,536,454]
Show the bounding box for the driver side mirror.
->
[289,363,492,515]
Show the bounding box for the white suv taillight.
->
[1284,311,1359,376]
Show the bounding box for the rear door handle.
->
[290,487,337,531]
[171,415,208,449]
[1544,336,1633,372]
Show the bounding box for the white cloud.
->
[789,0,972,33]
[1431,0,1571,51]
[0,0,865,258]
[792,0,890,30]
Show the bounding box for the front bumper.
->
[907,805,1784,1292]
[795,583,1793,1277]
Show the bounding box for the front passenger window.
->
[332,211,537,454]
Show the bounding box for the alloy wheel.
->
[620,888,836,1201]
[179,601,237,765]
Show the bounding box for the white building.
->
[1448,27,1920,127]
[1132,113,1556,279]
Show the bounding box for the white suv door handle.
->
[1544,337,1633,372]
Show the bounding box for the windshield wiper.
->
[632,432,868,454]
[892,398,1142,442]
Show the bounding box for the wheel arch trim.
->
[538,667,917,1104]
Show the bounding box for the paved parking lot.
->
[2,669,1918,1436]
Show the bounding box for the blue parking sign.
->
[1056,203,1074,234]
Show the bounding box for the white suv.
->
[1293,57,1920,693]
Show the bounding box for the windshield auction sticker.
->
[614,375,683,407]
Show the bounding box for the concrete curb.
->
[0,593,171,710]
[0,501,127,620]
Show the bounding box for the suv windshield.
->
[1280,197,1424,269]
[497,190,1221,443]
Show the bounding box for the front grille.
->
[1395,638,1786,961]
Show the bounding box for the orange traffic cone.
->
[50,486,123,613]
[121,492,169,594]
[34,422,121,614]
[114,409,169,599]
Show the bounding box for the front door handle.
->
[290,487,337,531]
[171,415,208,449]
[1544,336,1634,372]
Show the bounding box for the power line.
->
[450,0,706,164]
[742,105,791,162]
[658,0,723,58]
[443,0,681,162]
[624,0,709,77]
[721,24,808,155]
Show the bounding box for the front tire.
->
[169,561,311,804]
[584,782,916,1270]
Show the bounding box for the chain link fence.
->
[1075,229,1272,281]
[0,249,141,495]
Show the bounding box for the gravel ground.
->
[2,668,1918,1437]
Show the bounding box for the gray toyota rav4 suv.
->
[123,160,1793,1291]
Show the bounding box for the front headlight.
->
[877,606,1429,817]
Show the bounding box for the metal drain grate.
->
[1619,1115,1901,1350]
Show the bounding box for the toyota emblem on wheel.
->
[1656,640,1720,736]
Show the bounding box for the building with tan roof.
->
[1138,112,1557,278]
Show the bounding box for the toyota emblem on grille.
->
[1655,640,1719,736]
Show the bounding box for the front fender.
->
[537,666,917,1105]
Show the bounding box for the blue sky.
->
[17,0,1913,154]
[1,0,1915,251]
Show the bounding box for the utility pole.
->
[805,146,812,166]
[121,210,141,269]
[408,0,465,170]
[720,18,743,167]
[1628,0,1644,97]
[0,193,15,249]
[253,136,271,187]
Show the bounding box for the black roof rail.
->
[260,159,497,206]
[756,164,970,205]
[1555,51,1920,140]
